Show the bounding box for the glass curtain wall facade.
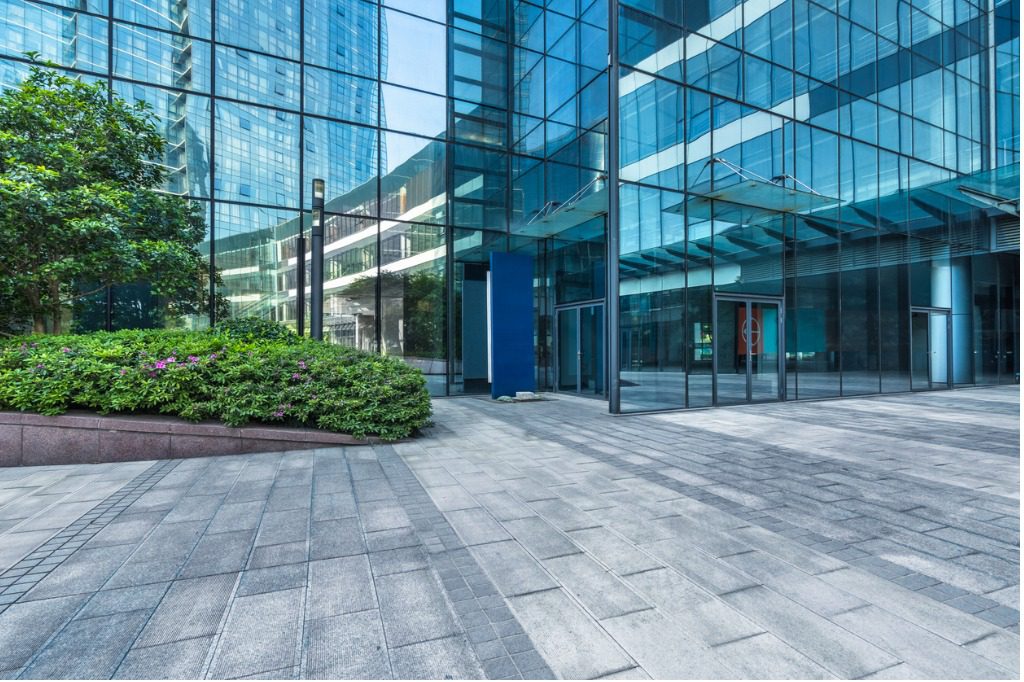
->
[2,0,1017,407]
[612,0,1020,412]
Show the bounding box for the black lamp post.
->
[310,178,325,341]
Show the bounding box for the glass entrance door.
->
[911,308,950,390]
[556,303,604,395]
[714,297,782,405]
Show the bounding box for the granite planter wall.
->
[0,411,373,467]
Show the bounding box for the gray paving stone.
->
[162,493,225,523]
[963,630,1021,676]
[721,585,899,678]
[22,544,136,601]
[369,546,429,577]
[210,587,304,679]
[255,509,309,547]
[818,567,997,644]
[833,605,1016,679]
[446,508,512,546]
[358,500,411,533]
[503,517,582,560]
[311,492,357,522]
[720,549,867,617]
[375,568,461,648]
[113,635,215,679]
[237,563,307,597]
[566,526,664,576]
[427,484,480,512]
[622,567,763,647]
[0,594,87,670]
[474,491,536,521]
[640,538,760,596]
[542,552,651,620]
[134,573,237,648]
[207,501,266,534]
[713,632,833,679]
[390,635,485,680]
[307,555,375,620]
[179,528,256,579]
[507,587,632,679]
[309,517,365,560]
[84,511,164,548]
[77,582,170,619]
[471,540,557,597]
[20,609,150,679]
[248,541,307,569]
[107,520,208,586]
[528,498,600,532]
[303,610,390,679]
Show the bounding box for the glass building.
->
[1,0,1019,410]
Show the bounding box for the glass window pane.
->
[305,0,378,77]
[303,118,378,213]
[381,84,446,137]
[113,81,212,198]
[383,9,446,94]
[113,25,211,93]
[114,0,212,39]
[304,65,377,125]
[214,204,298,322]
[380,222,446,395]
[0,0,108,74]
[215,46,299,110]
[216,0,299,59]
[214,100,299,206]
[381,131,446,223]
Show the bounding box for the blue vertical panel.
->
[489,252,536,398]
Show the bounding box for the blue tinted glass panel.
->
[214,100,299,206]
[215,46,299,110]
[1,0,108,74]
[113,24,211,93]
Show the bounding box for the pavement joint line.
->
[0,458,180,616]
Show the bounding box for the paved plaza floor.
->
[0,386,1019,679]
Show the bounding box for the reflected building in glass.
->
[1,0,1018,406]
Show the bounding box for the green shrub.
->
[211,316,299,343]
[0,329,431,440]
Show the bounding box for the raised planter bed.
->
[0,410,377,467]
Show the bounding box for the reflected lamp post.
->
[310,178,326,341]
[296,209,306,337]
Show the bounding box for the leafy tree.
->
[0,59,212,335]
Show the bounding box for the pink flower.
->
[154,361,166,370]
[291,373,302,380]
[188,355,200,364]
[60,347,71,353]
[119,368,127,375]
[148,371,157,378]
[273,410,284,417]
[298,361,307,369]
[167,356,177,363]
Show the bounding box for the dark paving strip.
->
[473,403,1021,632]
[375,444,556,680]
[0,460,180,615]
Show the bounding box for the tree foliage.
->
[0,60,211,334]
